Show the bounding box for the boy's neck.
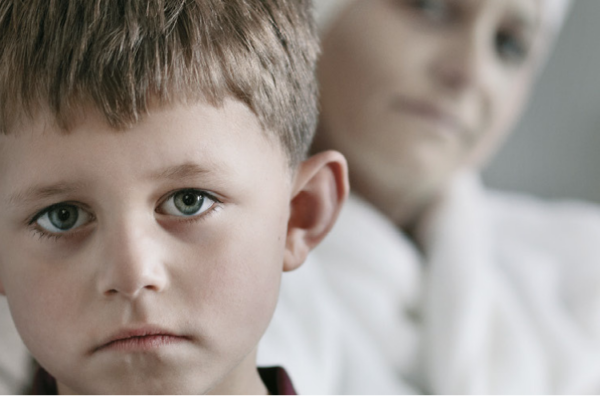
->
[207,351,269,395]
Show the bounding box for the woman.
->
[259,0,600,395]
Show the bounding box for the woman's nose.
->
[95,218,169,299]
[432,31,491,94]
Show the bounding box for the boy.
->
[0,0,348,395]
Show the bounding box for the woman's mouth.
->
[391,96,464,135]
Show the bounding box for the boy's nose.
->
[96,220,169,299]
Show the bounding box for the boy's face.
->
[0,100,293,394]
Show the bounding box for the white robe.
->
[257,171,600,394]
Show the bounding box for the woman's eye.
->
[158,189,216,217]
[408,0,451,23]
[496,31,528,63]
[35,204,93,233]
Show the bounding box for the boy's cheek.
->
[0,245,9,296]
[0,249,69,306]
[6,263,84,346]
[0,240,7,296]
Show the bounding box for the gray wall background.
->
[482,0,600,204]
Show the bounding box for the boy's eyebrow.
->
[7,182,87,207]
[7,163,216,207]
[148,162,215,181]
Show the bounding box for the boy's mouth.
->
[95,326,190,353]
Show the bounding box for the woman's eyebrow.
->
[7,182,87,207]
[511,13,537,33]
[507,3,539,33]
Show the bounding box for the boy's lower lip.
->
[98,334,188,352]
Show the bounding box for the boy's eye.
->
[158,189,216,217]
[35,204,93,233]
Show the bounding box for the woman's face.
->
[318,0,549,225]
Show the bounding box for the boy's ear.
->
[284,150,349,272]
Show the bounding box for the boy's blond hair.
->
[0,0,319,165]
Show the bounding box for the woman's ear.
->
[283,150,349,272]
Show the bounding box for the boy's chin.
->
[57,374,217,395]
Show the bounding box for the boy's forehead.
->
[3,99,288,159]
[0,100,291,196]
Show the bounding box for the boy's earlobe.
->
[284,150,349,272]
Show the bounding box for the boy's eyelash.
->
[159,189,220,205]
[27,202,95,242]
[157,188,222,213]
[158,190,223,224]
[27,203,81,226]
[30,228,69,242]
[174,203,222,225]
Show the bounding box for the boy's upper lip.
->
[94,325,189,353]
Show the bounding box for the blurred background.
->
[483,0,600,203]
